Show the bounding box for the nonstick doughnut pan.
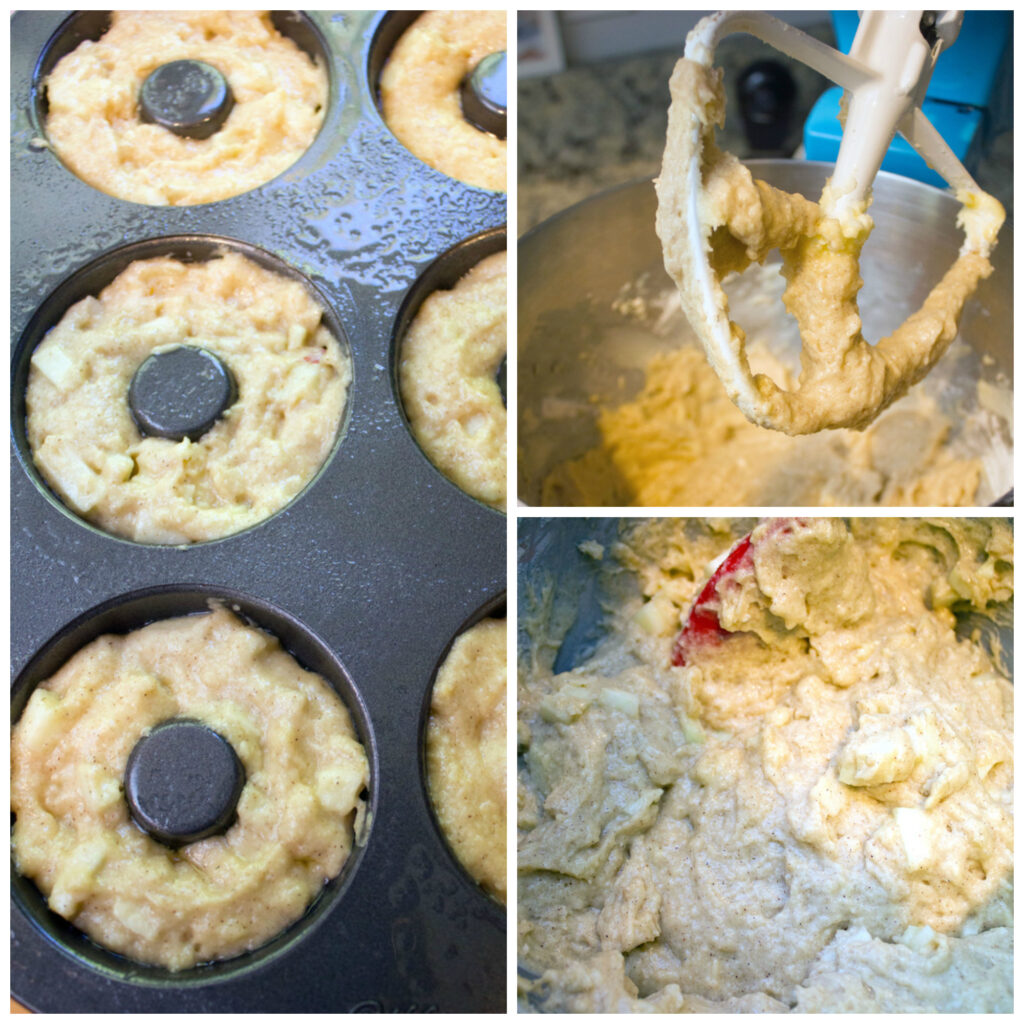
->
[11,10,507,1012]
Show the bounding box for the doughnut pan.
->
[11,11,507,1013]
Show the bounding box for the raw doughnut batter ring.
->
[656,12,1005,435]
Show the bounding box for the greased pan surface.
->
[11,11,506,1012]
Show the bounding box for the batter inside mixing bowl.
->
[426,617,507,903]
[518,517,1012,1012]
[43,11,327,206]
[533,264,1009,508]
[11,603,370,972]
[26,251,350,544]
[399,249,507,511]
[380,10,506,192]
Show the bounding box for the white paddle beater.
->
[656,11,1004,435]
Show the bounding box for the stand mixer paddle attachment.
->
[656,10,1005,435]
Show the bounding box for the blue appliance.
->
[803,11,1012,187]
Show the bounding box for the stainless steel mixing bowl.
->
[518,161,1012,506]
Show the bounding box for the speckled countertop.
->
[518,25,1013,233]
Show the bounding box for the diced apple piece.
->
[315,766,362,814]
[900,923,943,956]
[30,342,80,391]
[280,361,321,405]
[135,316,182,347]
[76,763,123,814]
[112,897,162,940]
[104,453,135,483]
[16,689,63,752]
[838,728,916,787]
[924,762,969,809]
[634,594,678,636]
[894,806,931,871]
[37,438,105,513]
[49,837,108,917]
[679,713,705,745]
[599,688,640,718]
[539,681,594,723]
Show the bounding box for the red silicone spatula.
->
[671,518,809,666]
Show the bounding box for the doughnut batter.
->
[519,518,1012,1012]
[44,11,327,206]
[27,252,350,544]
[656,59,1005,433]
[542,343,984,507]
[400,250,506,511]
[380,11,506,192]
[427,618,507,903]
[11,604,369,971]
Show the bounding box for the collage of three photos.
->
[9,8,1013,1014]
